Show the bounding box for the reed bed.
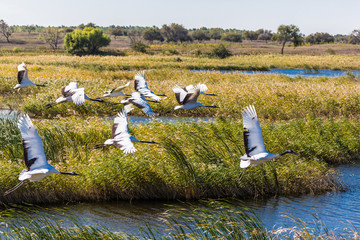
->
[1,65,360,120]
[0,115,353,204]
[1,54,360,71]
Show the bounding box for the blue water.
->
[193,68,360,78]
[0,110,17,119]
[247,163,360,233]
[60,164,360,235]
[2,163,358,237]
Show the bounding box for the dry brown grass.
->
[2,32,360,56]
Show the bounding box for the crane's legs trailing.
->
[4,180,26,196]
[238,168,247,183]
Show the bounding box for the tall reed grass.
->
[0,116,349,204]
[1,66,360,119]
[1,54,360,71]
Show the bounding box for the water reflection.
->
[246,163,360,231]
[0,110,18,119]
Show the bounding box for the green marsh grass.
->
[2,66,360,120]
[0,116,350,204]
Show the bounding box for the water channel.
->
[1,163,358,237]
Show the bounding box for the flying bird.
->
[4,115,80,196]
[239,105,297,180]
[121,92,156,117]
[101,81,131,98]
[185,83,217,96]
[14,62,45,89]
[96,110,157,154]
[172,84,218,111]
[46,82,104,108]
[134,71,166,101]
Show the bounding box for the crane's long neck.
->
[60,172,80,175]
[88,98,105,103]
[140,141,157,144]
[145,99,160,103]
[279,150,293,156]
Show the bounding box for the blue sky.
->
[0,0,359,35]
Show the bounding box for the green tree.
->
[0,19,14,43]
[109,26,124,40]
[63,27,74,33]
[209,28,223,41]
[142,28,164,43]
[24,25,36,34]
[64,27,111,55]
[161,23,190,42]
[257,29,273,43]
[39,27,64,50]
[127,29,143,44]
[272,24,303,54]
[349,30,360,44]
[305,32,334,44]
[243,30,259,41]
[191,29,210,42]
[221,32,242,42]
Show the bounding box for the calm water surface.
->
[60,163,360,234]
[2,164,358,236]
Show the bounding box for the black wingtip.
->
[94,144,106,149]
[45,103,56,109]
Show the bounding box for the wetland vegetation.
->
[1,26,360,237]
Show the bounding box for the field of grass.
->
[0,52,360,205]
[1,57,360,119]
[1,114,357,204]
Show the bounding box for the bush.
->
[64,27,111,55]
[209,44,232,59]
[143,28,164,43]
[131,41,149,53]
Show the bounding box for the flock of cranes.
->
[4,63,296,195]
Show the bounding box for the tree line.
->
[2,20,360,45]
[1,19,360,56]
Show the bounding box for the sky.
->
[0,0,359,35]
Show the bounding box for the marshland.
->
[2,24,360,238]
